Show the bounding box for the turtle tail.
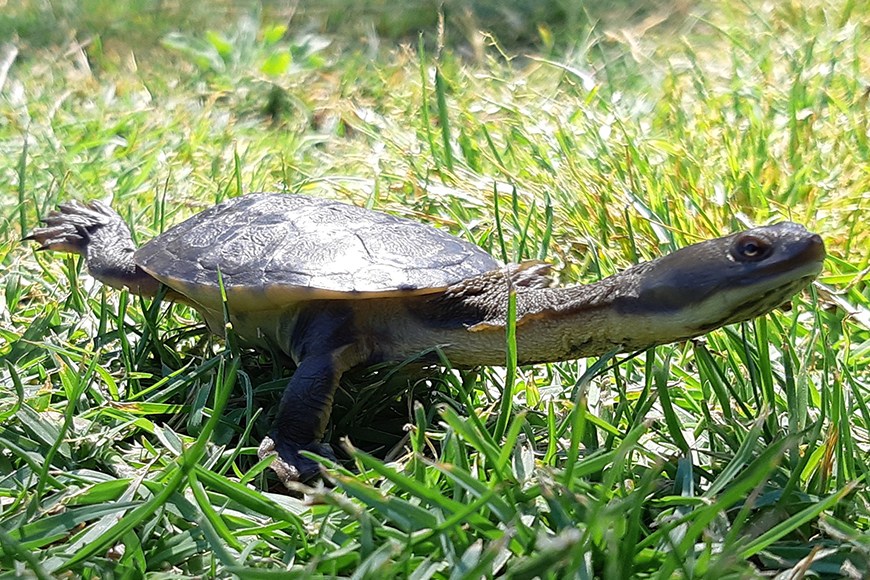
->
[25,200,162,296]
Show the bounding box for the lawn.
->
[1,0,868,577]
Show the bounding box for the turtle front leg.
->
[259,342,369,485]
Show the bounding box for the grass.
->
[1,0,869,577]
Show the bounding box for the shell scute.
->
[134,193,498,308]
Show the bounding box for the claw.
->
[258,435,335,486]
[24,199,118,255]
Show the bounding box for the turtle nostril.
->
[805,234,826,261]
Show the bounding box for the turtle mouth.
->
[623,227,825,334]
[734,232,825,287]
[686,233,825,313]
[733,260,823,295]
[691,272,820,333]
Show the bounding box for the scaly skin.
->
[26,195,826,485]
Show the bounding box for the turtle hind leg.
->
[260,331,371,485]
[25,200,161,296]
[257,433,336,485]
[25,200,117,254]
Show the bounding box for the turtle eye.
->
[731,234,772,262]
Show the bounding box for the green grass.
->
[1,0,869,577]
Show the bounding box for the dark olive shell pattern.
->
[134,193,499,307]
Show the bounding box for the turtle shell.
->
[134,193,499,310]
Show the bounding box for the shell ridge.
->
[134,193,499,307]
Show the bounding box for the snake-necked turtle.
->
[27,193,826,484]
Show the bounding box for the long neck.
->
[510,276,672,365]
[390,225,824,369]
[422,262,705,367]
[415,265,675,367]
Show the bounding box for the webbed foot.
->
[24,200,120,254]
[258,435,336,485]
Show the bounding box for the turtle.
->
[26,192,826,484]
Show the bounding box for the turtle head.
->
[615,222,825,335]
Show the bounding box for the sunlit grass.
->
[1,0,868,577]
